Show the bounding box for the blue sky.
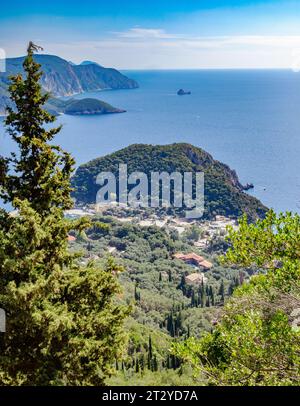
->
[1,1,300,68]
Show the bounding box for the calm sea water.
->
[1,69,300,213]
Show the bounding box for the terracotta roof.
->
[174,253,204,262]
[186,273,203,282]
[174,252,213,269]
[199,260,213,269]
[185,273,207,285]
[67,235,76,242]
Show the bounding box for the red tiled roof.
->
[174,252,204,262]
[185,273,204,283]
[67,235,76,242]
[174,252,213,269]
[199,260,213,269]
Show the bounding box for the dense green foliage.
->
[63,98,125,115]
[71,143,267,221]
[70,211,249,384]
[2,42,294,388]
[174,211,300,386]
[0,43,129,385]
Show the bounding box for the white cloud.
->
[4,29,300,69]
[113,28,181,39]
[222,35,300,48]
[113,27,300,45]
[110,28,300,54]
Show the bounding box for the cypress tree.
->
[190,290,195,307]
[209,286,215,306]
[178,274,186,293]
[219,279,225,303]
[1,43,73,213]
[228,280,235,295]
[0,43,129,385]
[234,276,240,287]
[140,354,145,371]
[200,284,206,308]
[148,335,153,360]
[166,355,171,369]
[153,355,158,372]
[134,282,140,301]
[135,358,139,373]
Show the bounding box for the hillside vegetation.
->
[72,143,267,221]
[46,97,126,116]
[68,213,247,385]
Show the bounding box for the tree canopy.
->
[0,43,129,385]
[174,211,300,385]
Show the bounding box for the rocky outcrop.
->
[71,143,267,221]
[62,98,126,115]
[177,89,191,95]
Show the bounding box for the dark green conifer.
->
[0,43,129,385]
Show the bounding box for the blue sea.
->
[1,69,300,213]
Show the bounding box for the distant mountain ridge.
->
[0,54,138,114]
[71,143,267,221]
[80,60,103,67]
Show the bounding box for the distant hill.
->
[57,98,125,115]
[0,54,138,114]
[80,60,103,67]
[71,143,267,221]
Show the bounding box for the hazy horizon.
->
[1,1,300,70]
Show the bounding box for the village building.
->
[65,208,95,218]
[194,239,208,249]
[107,246,117,254]
[198,260,213,270]
[185,272,207,285]
[174,252,213,270]
[174,252,204,265]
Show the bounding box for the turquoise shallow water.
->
[1,69,300,213]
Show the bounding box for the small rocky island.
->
[243,183,254,191]
[177,89,191,96]
[46,97,126,116]
[63,98,126,115]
